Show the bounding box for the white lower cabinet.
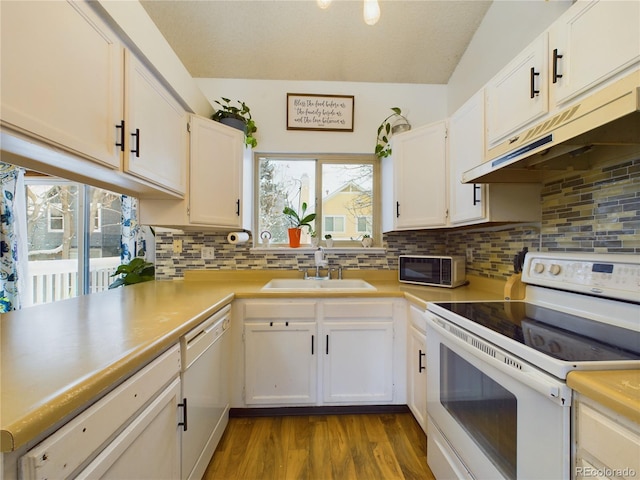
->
[243,300,318,405]
[406,305,427,434]
[239,298,405,407]
[19,346,181,480]
[322,301,395,403]
[245,321,318,405]
[573,394,640,480]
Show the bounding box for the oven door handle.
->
[427,315,571,407]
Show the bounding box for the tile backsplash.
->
[155,157,638,281]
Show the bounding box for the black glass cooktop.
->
[435,302,640,363]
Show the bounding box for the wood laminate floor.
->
[203,413,436,480]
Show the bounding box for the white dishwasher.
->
[180,304,231,480]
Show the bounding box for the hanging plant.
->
[375,107,411,159]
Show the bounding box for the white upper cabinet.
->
[139,116,251,230]
[449,91,541,226]
[383,121,448,231]
[1,1,123,170]
[486,35,549,148]
[549,0,640,106]
[188,116,246,227]
[1,1,188,197]
[124,51,187,196]
[449,92,486,224]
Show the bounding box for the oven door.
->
[426,312,571,480]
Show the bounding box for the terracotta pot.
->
[287,228,302,248]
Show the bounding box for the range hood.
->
[463,72,640,183]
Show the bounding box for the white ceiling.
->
[140,0,493,85]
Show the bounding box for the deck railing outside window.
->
[28,257,120,305]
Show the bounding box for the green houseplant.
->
[283,202,316,247]
[212,97,258,148]
[375,107,411,159]
[108,258,155,289]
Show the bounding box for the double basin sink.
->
[261,278,376,292]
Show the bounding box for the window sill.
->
[250,247,386,254]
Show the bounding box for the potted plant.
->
[324,234,334,248]
[375,107,411,159]
[108,257,155,289]
[283,202,316,248]
[211,97,258,148]
[361,234,373,248]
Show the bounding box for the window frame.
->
[254,153,380,247]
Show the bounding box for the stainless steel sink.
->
[261,278,376,291]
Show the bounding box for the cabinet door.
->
[1,1,123,169]
[244,322,317,405]
[189,115,244,227]
[322,322,394,403]
[551,0,640,105]
[75,378,181,479]
[486,35,549,147]
[449,91,486,225]
[124,51,187,195]
[407,323,427,434]
[392,121,447,229]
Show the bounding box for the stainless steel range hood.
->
[463,72,640,183]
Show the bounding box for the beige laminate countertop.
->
[567,370,640,424]
[1,270,503,453]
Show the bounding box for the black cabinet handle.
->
[311,335,314,355]
[130,128,140,157]
[178,398,188,431]
[530,67,540,98]
[236,199,241,216]
[396,201,400,218]
[472,184,481,206]
[552,49,563,84]
[115,120,125,151]
[419,350,426,373]
[326,335,329,354]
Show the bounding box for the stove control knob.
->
[534,263,545,274]
[549,264,561,276]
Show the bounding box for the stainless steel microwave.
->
[398,255,466,288]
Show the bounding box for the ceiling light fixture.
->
[363,0,381,25]
[316,0,380,25]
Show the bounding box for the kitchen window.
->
[255,154,379,247]
[24,176,124,306]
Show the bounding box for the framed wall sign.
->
[287,93,354,131]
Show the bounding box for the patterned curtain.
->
[0,163,27,312]
[120,195,154,263]
[120,195,139,263]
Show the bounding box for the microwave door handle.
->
[426,316,570,406]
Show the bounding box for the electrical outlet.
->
[202,247,215,259]
[172,239,183,254]
[466,248,474,262]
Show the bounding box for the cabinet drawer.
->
[324,301,394,319]
[243,301,317,320]
[20,345,180,480]
[576,401,640,478]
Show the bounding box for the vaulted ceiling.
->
[140,0,492,84]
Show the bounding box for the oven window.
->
[440,345,517,479]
